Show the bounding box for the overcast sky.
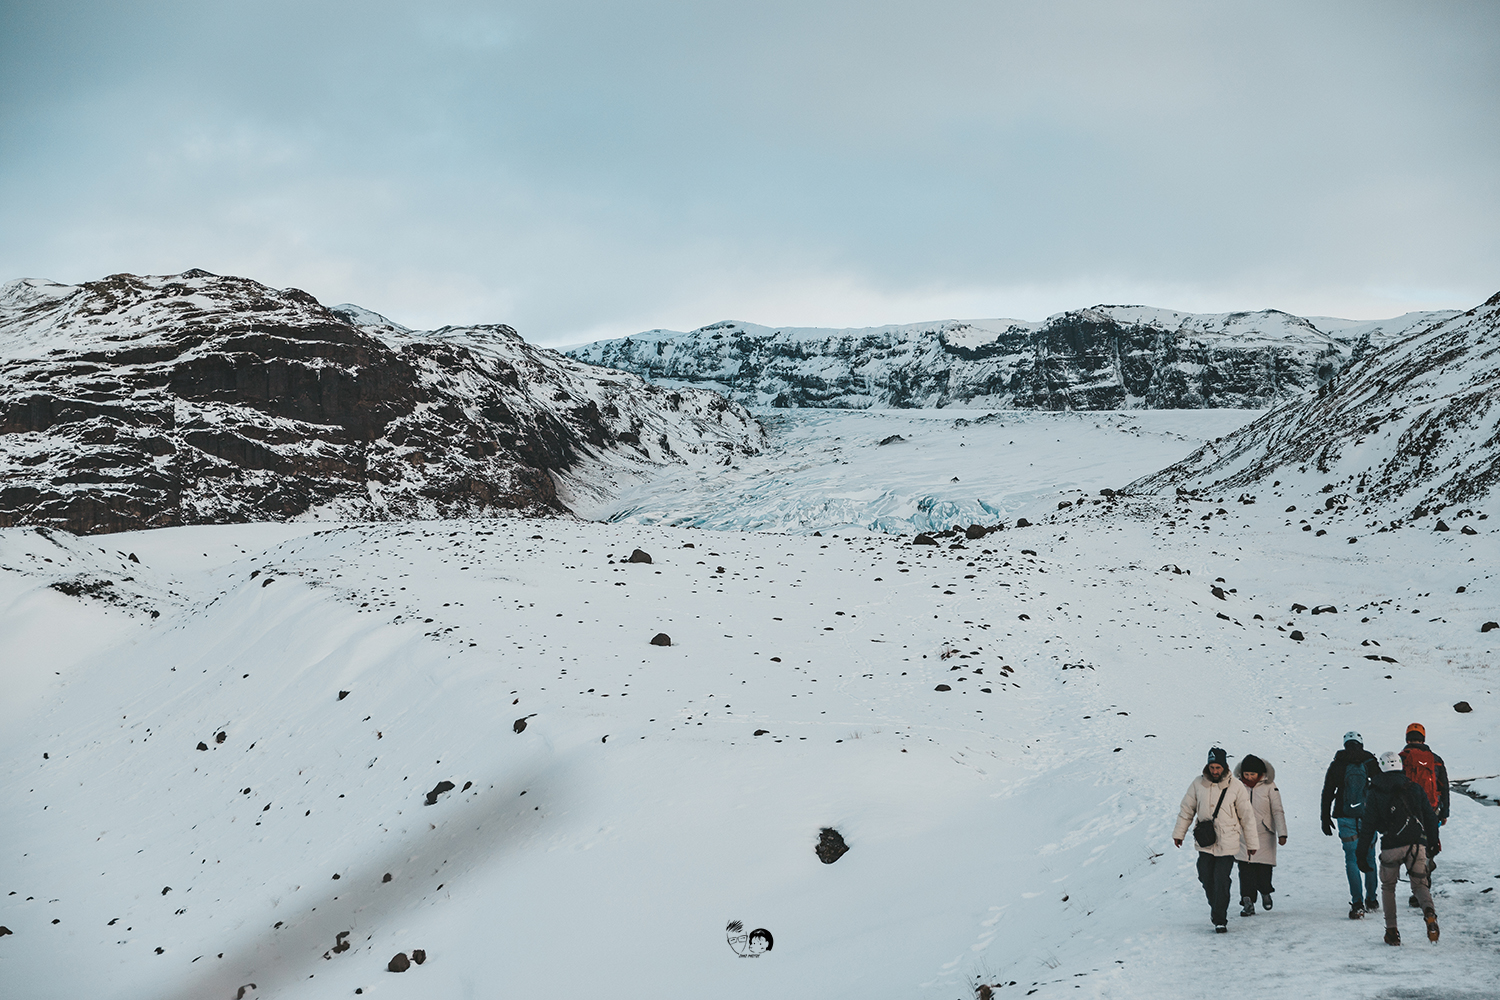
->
[2,1,1496,344]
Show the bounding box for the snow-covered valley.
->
[3,408,1498,1000]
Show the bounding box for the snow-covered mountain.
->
[0,271,765,535]
[566,306,1458,410]
[1128,290,1500,520]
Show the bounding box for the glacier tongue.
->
[572,408,1262,534]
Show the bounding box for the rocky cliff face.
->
[567,307,1454,410]
[0,271,765,535]
[1127,290,1500,519]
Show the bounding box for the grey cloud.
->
[1,1,1496,343]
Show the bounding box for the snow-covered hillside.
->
[566,307,1456,411]
[4,413,1497,999]
[0,272,764,534]
[1129,291,1500,520]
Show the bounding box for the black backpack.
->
[1371,780,1419,841]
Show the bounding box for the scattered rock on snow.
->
[1453,702,1473,713]
[934,684,951,691]
[754,729,769,736]
[411,949,427,964]
[877,434,905,445]
[650,633,672,646]
[196,742,208,751]
[1289,630,1305,641]
[1015,518,1031,527]
[815,827,849,864]
[1481,622,1498,633]
[1435,520,1450,531]
[513,717,530,733]
[627,549,653,564]
[388,952,410,973]
[424,780,456,805]
[912,533,938,546]
[338,690,350,701]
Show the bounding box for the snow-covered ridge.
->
[567,306,1458,410]
[1128,289,1500,517]
[0,271,765,535]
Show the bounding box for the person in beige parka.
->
[1173,747,1260,932]
[1232,753,1287,916]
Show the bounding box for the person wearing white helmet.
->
[1356,751,1442,946]
[1320,730,1379,917]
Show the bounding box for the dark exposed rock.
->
[1289,630,1305,641]
[382,873,392,883]
[424,780,456,805]
[337,690,350,701]
[815,827,849,864]
[0,272,765,534]
[912,533,938,546]
[0,926,10,936]
[877,434,905,445]
[1435,520,1450,532]
[1461,525,1478,535]
[513,717,529,733]
[1312,605,1337,615]
[754,729,769,736]
[934,684,951,691]
[388,952,410,973]
[1453,701,1472,713]
[411,949,427,965]
[1481,622,1498,633]
[1015,518,1031,527]
[196,742,208,751]
[650,633,672,646]
[627,549,653,563]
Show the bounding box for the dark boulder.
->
[815,827,849,864]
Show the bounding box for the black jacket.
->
[1356,770,1441,858]
[1320,746,1377,822]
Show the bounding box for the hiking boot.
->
[1261,892,1273,911]
[1384,926,1401,946]
[1366,896,1379,912]
[1409,894,1421,908]
[1349,904,1365,919]
[1215,924,1227,934]
[1424,909,1440,942]
[1240,898,1255,917]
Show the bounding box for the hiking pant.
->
[1339,817,1377,904]
[1197,852,1235,925]
[1237,860,1274,900]
[1379,844,1433,928]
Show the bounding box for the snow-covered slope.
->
[566,307,1455,410]
[0,272,765,534]
[1128,290,1500,521]
[3,420,1496,999]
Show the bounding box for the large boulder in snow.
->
[0,271,766,534]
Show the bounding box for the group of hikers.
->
[1172,725,1450,944]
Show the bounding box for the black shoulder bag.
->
[1194,787,1229,847]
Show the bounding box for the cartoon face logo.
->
[726,920,774,957]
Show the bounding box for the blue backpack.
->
[1343,760,1370,816]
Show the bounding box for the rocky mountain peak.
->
[0,271,765,535]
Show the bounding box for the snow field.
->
[2,411,1497,1000]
